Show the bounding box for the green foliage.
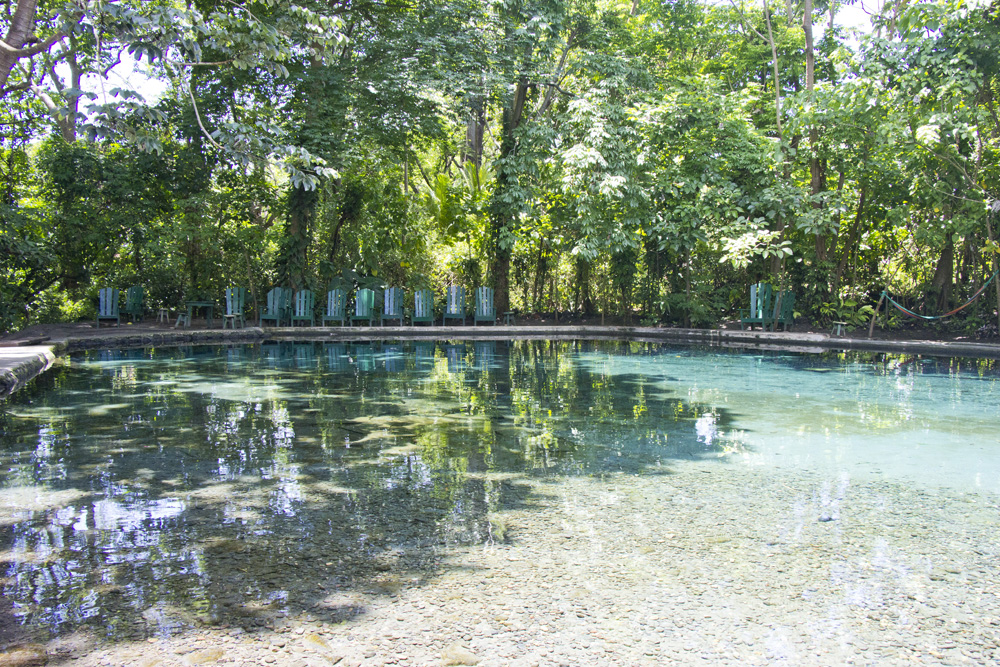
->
[819,298,876,328]
[3,0,1000,335]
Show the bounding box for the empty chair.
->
[739,282,771,331]
[96,288,120,328]
[323,289,347,326]
[411,288,434,326]
[223,287,247,329]
[771,290,795,331]
[259,287,291,327]
[442,285,466,326]
[739,283,794,331]
[380,287,405,326]
[291,289,315,326]
[350,288,376,326]
[123,285,144,322]
[474,286,496,325]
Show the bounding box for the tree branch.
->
[914,143,980,195]
[762,0,783,141]
[186,76,225,151]
[0,29,64,58]
[166,58,235,67]
[727,0,767,40]
[102,48,123,78]
[0,80,31,96]
[534,27,579,121]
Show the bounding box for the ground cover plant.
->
[1,0,999,336]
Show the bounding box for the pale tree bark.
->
[30,34,84,142]
[0,0,72,95]
[0,0,40,91]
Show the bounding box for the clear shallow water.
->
[0,340,998,643]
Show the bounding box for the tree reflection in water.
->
[0,340,732,642]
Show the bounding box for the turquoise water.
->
[0,340,998,642]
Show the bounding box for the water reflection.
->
[1,340,998,644]
[0,340,730,642]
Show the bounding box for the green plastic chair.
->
[291,289,315,326]
[770,290,795,331]
[380,287,405,326]
[260,287,291,327]
[96,288,120,328]
[223,287,247,329]
[323,289,346,326]
[350,288,376,326]
[474,287,496,325]
[411,289,434,326]
[123,285,144,322]
[442,285,466,326]
[739,282,772,331]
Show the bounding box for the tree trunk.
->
[833,185,866,296]
[280,185,318,289]
[488,86,525,315]
[574,256,593,314]
[986,206,1000,334]
[532,243,546,311]
[464,95,486,168]
[683,250,692,328]
[0,0,39,92]
[803,0,828,262]
[928,237,954,313]
[762,0,783,142]
[826,170,846,259]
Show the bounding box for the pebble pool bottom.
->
[0,340,998,656]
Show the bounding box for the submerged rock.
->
[0,645,47,667]
[181,647,226,665]
[441,643,480,665]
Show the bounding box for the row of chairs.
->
[228,285,500,328]
[95,284,502,329]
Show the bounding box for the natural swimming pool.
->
[1,340,999,665]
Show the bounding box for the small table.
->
[831,321,848,337]
[184,301,215,328]
[503,311,515,325]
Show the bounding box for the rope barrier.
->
[881,268,1000,321]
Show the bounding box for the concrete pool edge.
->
[2,324,1000,396]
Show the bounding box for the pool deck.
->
[2,320,999,396]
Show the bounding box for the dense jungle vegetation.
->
[1,0,999,334]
